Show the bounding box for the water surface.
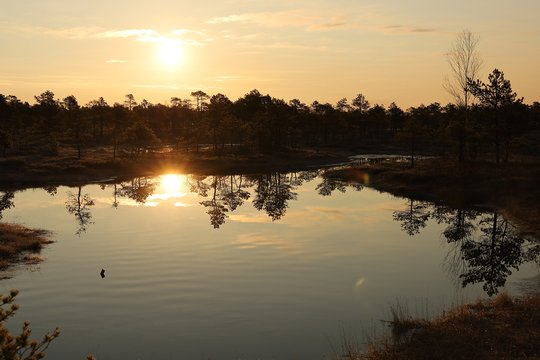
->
[0,171,537,359]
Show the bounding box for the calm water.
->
[0,170,538,359]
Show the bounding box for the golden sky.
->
[1,0,539,107]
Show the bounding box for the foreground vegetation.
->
[346,293,540,360]
[0,290,60,360]
[0,223,53,275]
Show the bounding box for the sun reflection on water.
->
[146,174,189,206]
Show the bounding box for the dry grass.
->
[341,293,540,360]
[0,223,53,273]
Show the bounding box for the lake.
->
[0,169,538,359]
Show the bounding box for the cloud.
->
[206,8,439,37]
[0,22,103,39]
[383,25,439,34]
[91,29,158,39]
[207,9,347,31]
[134,84,183,90]
[249,42,328,52]
[171,28,207,37]
[43,26,104,39]
[307,16,348,31]
[0,22,210,45]
[214,75,240,82]
[106,59,128,63]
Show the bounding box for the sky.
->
[1,0,539,108]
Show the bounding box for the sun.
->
[157,39,185,69]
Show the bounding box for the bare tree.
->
[444,30,482,162]
[444,30,482,106]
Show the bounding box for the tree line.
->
[0,69,539,163]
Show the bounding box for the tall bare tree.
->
[444,30,482,162]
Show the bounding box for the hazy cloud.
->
[171,29,207,36]
[92,29,158,39]
[307,16,347,31]
[207,9,347,31]
[0,22,209,45]
[0,22,102,39]
[383,25,439,34]
[214,75,240,82]
[106,59,128,63]
[133,84,183,90]
[254,42,328,52]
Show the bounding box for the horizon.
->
[1,0,539,108]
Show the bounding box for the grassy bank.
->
[348,293,540,360]
[0,223,54,275]
[0,146,354,189]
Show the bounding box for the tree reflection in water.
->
[460,211,527,296]
[0,191,15,221]
[6,169,533,297]
[186,172,324,228]
[65,186,95,236]
[251,173,298,221]
[392,199,431,236]
[199,176,230,229]
[117,177,156,205]
[394,201,540,296]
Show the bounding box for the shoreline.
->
[2,148,539,237]
[0,147,356,189]
[322,159,540,239]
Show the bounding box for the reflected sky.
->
[0,172,537,359]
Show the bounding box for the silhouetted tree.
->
[0,95,12,157]
[190,90,209,152]
[387,102,405,135]
[33,90,60,152]
[444,30,482,162]
[86,97,108,141]
[352,93,370,113]
[208,93,233,153]
[62,95,83,159]
[111,104,128,159]
[124,94,137,111]
[468,69,523,164]
[123,121,160,156]
[400,110,428,167]
[169,97,193,150]
[366,104,388,142]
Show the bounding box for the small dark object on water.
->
[100,269,105,278]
